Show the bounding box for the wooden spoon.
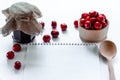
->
[99,40,117,80]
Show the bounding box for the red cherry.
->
[100,14,106,19]
[80,18,86,27]
[81,13,89,19]
[43,35,51,42]
[7,51,14,59]
[102,21,108,28]
[90,17,96,24]
[97,14,105,22]
[13,44,21,52]
[60,23,67,31]
[51,21,57,29]
[40,21,45,29]
[84,20,91,29]
[94,21,102,30]
[51,30,59,38]
[14,61,21,70]
[74,20,78,28]
[86,16,91,21]
[89,11,98,17]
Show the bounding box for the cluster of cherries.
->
[40,20,78,43]
[7,44,22,70]
[80,11,108,30]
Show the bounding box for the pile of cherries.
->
[7,44,22,70]
[80,11,108,30]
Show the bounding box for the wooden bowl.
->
[79,21,109,43]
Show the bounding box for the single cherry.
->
[13,44,21,52]
[51,30,59,38]
[7,51,14,59]
[100,14,106,19]
[90,17,96,24]
[60,23,67,31]
[102,21,108,28]
[14,61,21,70]
[43,35,51,42]
[89,11,98,17]
[51,21,57,29]
[94,21,102,30]
[86,16,91,21]
[80,18,86,27]
[74,20,78,28]
[97,14,105,22]
[84,20,91,29]
[40,21,45,29]
[81,13,89,19]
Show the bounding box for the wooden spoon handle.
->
[108,60,116,80]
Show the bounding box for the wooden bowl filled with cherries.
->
[79,11,109,42]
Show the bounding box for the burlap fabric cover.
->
[1,2,42,36]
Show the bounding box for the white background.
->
[0,0,120,80]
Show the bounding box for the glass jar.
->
[13,30,35,44]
